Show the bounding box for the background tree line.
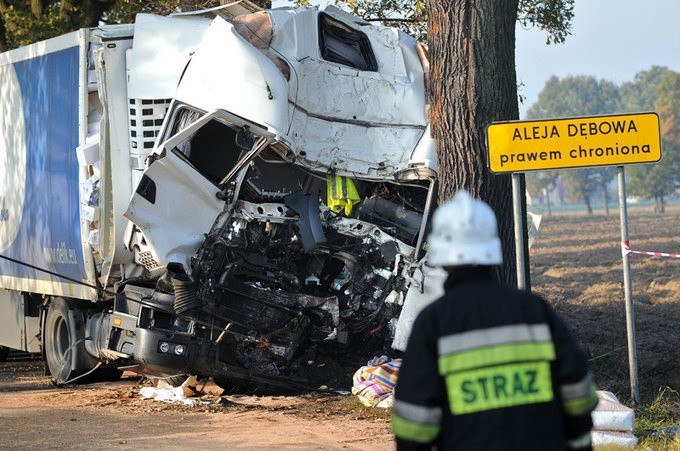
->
[0,0,272,50]
[525,67,680,215]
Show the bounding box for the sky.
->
[272,1,680,118]
[516,0,680,117]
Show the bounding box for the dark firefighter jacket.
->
[392,267,598,450]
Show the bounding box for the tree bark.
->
[654,195,665,214]
[602,186,609,216]
[584,194,592,214]
[31,0,42,17]
[87,1,119,27]
[0,15,6,53]
[427,0,521,285]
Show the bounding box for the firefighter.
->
[392,190,597,450]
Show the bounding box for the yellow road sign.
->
[486,112,661,173]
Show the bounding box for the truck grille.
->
[128,98,171,152]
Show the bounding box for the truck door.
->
[124,108,274,272]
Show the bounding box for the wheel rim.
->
[53,315,70,363]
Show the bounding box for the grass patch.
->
[630,387,680,449]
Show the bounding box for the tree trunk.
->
[545,187,552,217]
[0,16,6,53]
[602,186,609,216]
[584,194,593,214]
[654,195,665,214]
[31,0,42,17]
[81,1,116,27]
[427,0,521,285]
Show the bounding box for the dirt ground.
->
[1,206,678,448]
[0,356,394,449]
[530,206,680,403]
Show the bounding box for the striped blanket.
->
[351,357,402,408]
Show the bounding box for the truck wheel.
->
[44,298,89,385]
[0,346,9,362]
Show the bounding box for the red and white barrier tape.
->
[622,241,680,258]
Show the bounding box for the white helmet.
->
[426,189,503,267]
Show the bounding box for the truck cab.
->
[0,3,444,387]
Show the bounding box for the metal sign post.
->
[617,166,640,404]
[512,173,527,290]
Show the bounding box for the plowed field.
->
[530,206,680,402]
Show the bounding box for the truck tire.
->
[44,298,92,385]
[0,346,9,362]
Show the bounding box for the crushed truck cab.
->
[0,3,442,388]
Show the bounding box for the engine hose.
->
[172,274,200,314]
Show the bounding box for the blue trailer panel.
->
[0,35,90,298]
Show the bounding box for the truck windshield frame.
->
[159,106,275,186]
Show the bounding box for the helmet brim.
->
[426,236,503,267]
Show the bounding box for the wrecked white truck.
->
[0,3,441,388]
